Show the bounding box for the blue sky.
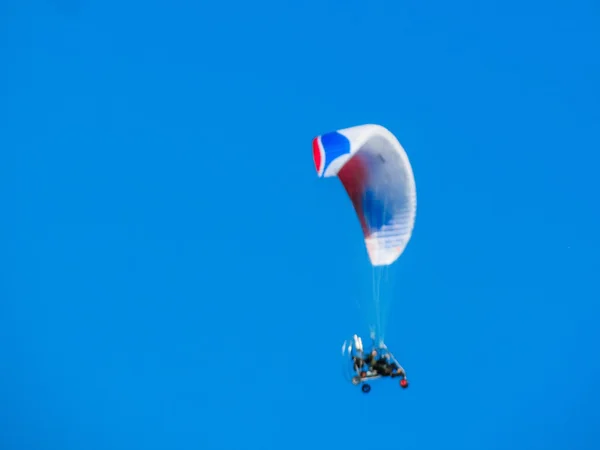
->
[2,0,600,449]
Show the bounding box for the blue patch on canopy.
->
[320,131,351,173]
[362,188,394,231]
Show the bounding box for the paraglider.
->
[343,334,408,393]
[312,124,417,393]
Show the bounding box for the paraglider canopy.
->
[312,124,416,267]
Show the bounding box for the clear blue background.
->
[2,0,600,449]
